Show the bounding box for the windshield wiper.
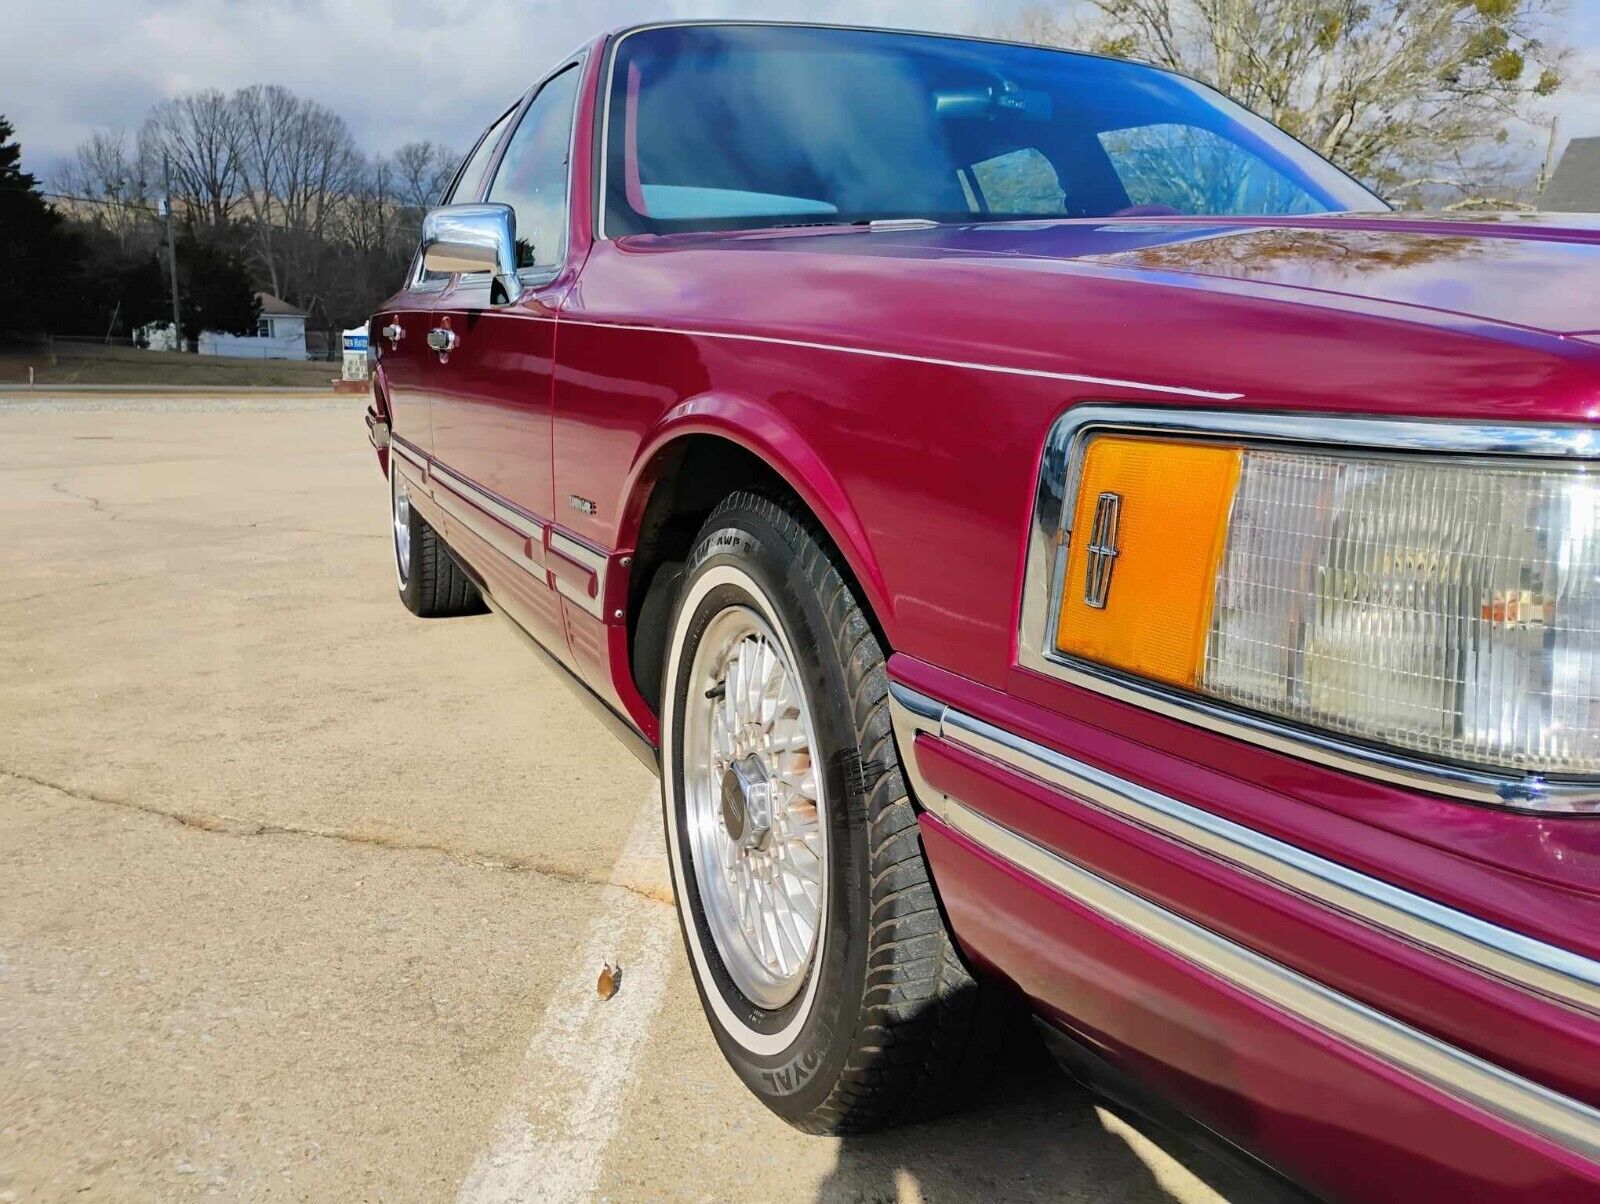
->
[762,217,945,233]
[861,218,942,231]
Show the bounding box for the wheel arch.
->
[617,395,893,713]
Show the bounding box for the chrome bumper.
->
[887,683,1600,1163]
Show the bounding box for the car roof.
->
[601,18,1123,67]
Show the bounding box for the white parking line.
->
[456,794,677,1204]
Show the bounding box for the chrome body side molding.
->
[549,529,607,573]
[888,684,1600,1159]
[1018,406,1600,813]
[429,459,548,548]
[386,443,614,620]
[549,530,608,620]
[390,434,428,473]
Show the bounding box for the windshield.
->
[603,24,1384,236]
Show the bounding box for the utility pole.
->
[162,154,182,351]
[1537,116,1561,206]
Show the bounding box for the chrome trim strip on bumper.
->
[888,684,1600,1161]
[890,684,1600,1014]
[1017,406,1600,813]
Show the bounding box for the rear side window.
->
[484,67,580,271]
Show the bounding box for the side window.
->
[967,148,1066,215]
[484,67,580,272]
[1098,124,1320,215]
[416,105,515,286]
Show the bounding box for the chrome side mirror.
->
[420,203,525,305]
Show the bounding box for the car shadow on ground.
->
[813,1046,1300,1204]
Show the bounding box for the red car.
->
[366,21,1600,1201]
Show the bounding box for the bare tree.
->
[317,151,420,333]
[138,90,244,228]
[231,84,360,304]
[276,97,361,317]
[57,85,466,337]
[231,84,300,298]
[392,140,461,213]
[995,0,1566,206]
[53,128,155,249]
[340,153,396,257]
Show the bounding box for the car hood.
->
[725,211,1600,339]
[1082,212,1600,337]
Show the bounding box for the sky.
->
[4,0,1600,184]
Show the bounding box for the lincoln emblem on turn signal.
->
[1084,491,1122,609]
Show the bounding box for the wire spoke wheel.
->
[683,605,827,1009]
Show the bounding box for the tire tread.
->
[397,487,486,618]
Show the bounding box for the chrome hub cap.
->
[392,473,411,586]
[720,754,773,850]
[685,606,826,1009]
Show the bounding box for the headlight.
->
[1049,429,1600,789]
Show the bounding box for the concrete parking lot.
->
[0,394,1276,1203]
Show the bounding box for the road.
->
[0,395,1276,1202]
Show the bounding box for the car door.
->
[371,288,436,460]
[373,102,518,460]
[426,63,584,651]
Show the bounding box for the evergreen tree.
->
[0,115,74,338]
[176,237,259,346]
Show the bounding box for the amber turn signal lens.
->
[1055,436,1241,687]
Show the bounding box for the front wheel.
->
[661,491,1003,1134]
[391,461,485,618]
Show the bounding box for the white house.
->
[200,293,309,360]
[142,292,310,360]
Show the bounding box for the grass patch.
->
[0,343,336,388]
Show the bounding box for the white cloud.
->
[2,0,1031,177]
[10,0,1597,183]
[1556,45,1600,144]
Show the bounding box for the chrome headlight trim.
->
[1018,406,1600,814]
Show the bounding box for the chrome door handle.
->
[426,328,458,356]
[381,322,403,346]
